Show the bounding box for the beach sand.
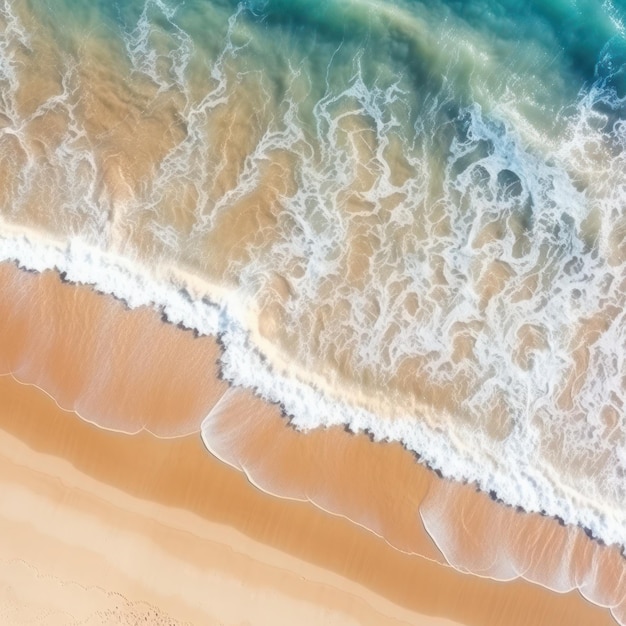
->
[0,261,620,625]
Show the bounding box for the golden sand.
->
[0,261,619,625]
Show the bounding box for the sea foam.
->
[2,172,626,555]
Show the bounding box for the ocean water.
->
[1,0,626,596]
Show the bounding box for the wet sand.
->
[0,374,464,626]
[0,261,620,625]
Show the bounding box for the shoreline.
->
[1,230,625,554]
[0,371,615,626]
[0,261,620,625]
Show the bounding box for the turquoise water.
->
[1,0,626,611]
[41,0,625,130]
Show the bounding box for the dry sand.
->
[0,261,620,625]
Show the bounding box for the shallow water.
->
[1,0,626,615]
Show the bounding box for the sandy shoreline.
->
[3,375,462,626]
[0,262,620,625]
[0,373,613,626]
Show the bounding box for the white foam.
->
[123,0,194,94]
[2,157,626,552]
[0,0,30,121]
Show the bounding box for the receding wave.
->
[1,0,626,612]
